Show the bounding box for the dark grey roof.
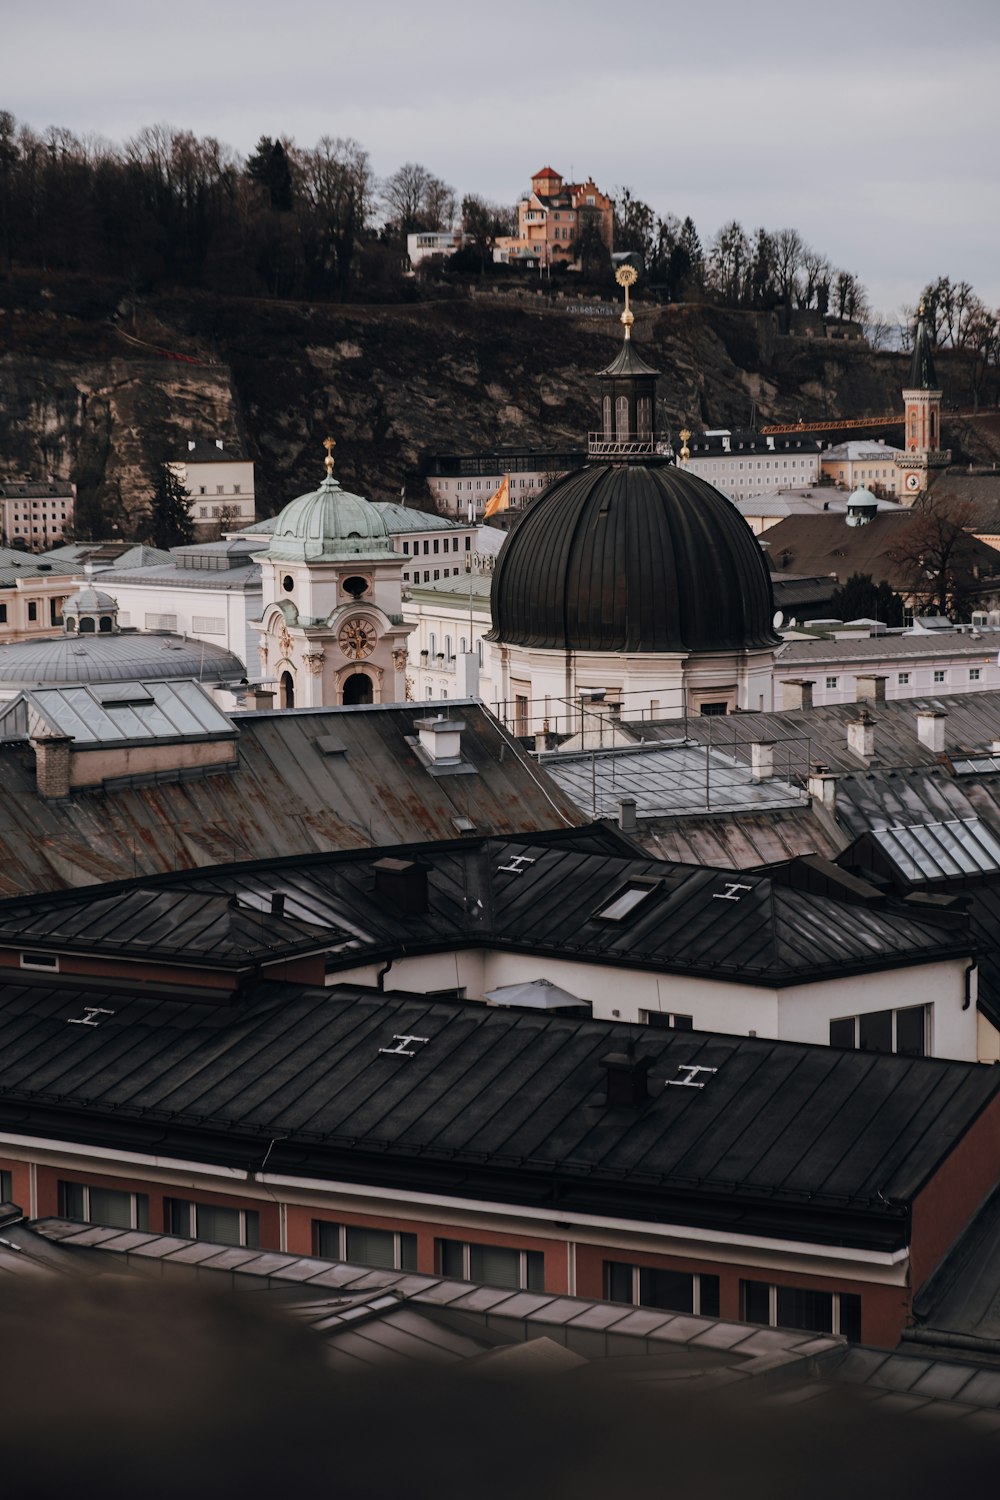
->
[0,981,995,1240]
[906,1183,1000,1358]
[372,502,463,534]
[0,831,966,986]
[0,633,244,687]
[175,440,248,464]
[631,805,841,867]
[0,702,585,895]
[630,689,1000,779]
[597,340,660,379]
[0,481,74,499]
[764,512,1000,594]
[688,432,823,456]
[489,464,781,654]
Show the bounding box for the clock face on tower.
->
[338,616,377,660]
[905,472,921,492]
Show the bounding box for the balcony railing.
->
[587,432,674,460]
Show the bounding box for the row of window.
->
[830,1004,927,1057]
[196,485,243,495]
[605,1262,861,1340]
[52,1179,862,1338]
[402,537,470,555]
[402,567,465,583]
[197,504,253,518]
[822,670,981,690]
[693,460,815,472]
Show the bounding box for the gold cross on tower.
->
[323,435,337,476]
[615,264,638,340]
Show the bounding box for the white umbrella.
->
[483,978,590,1011]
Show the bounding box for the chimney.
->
[617,797,638,833]
[534,729,550,753]
[808,764,837,810]
[781,679,814,710]
[750,740,775,781]
[855,674,887,704]
[600,1050,652,1107]
[373,857,429,914]
[245,686,276,712]
[415,716,465,767]
[32,734,72,800]
[270,892,286,919]
[916,710,947,754]
[846,710,875,760]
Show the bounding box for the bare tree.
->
[771,227,805,308]
[381,162,455,235]
[888,491,983,619]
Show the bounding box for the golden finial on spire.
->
[615,264,638,340]
[918,298,926,318]
[323,435,336,476]
[679,428,691,463]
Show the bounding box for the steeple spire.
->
[588,268,664,462]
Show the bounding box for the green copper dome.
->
[267,473,394,563]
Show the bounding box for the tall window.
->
[59,1180,149,1230]
[605,1261,719,1316]
[829,1004,927,1056]
[742,1279,861,1342]
[313,1221,417,1270]
[165,1198,259,1248]
[615,396,629,439]
[637,397,652,437]
[602,396,612,437]
[437,1238,543,1291]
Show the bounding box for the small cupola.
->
[845,486,878,527]
[590,267,663,462]
[62,585,120,635]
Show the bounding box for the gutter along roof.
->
[0,981,994,1247]
[0,830,971,987]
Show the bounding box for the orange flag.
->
[483,475,510,518]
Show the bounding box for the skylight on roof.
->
[595,884,654,922]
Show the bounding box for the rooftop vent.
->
[847,710,875,760]
[781,679,814,711]
[413,716,467,769]
[373,857,429,914]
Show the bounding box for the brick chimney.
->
[245,686,275,712]
[32,733,72,800]
[846,710,875,760]
[916,710,947,754]
[781,679,814,710]
[855,674,887,704]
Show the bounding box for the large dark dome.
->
[489,463,780,654]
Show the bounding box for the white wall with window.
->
[329,949,979,1061]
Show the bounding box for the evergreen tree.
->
[146,464,194,549]
[830,573,906,626]
[246,135,293,211]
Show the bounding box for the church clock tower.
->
[897,302,950,501]
[254,440,410,708]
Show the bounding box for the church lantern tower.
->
[253,440,410,710]
[897,301,950,500]
[590,266,662,457]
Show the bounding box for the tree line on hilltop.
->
[1,110,997,393]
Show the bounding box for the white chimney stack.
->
[916,711,947,754]
[750,740,775,781]
[415,716,465,766]
[847,710,875,760]
[188,440,196,451]
[808,766,838,810]
[781,679,814,711]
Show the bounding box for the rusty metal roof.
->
[0,701,584,896]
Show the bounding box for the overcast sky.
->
[4,0,999,314]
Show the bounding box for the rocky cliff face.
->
[1,272,996,529]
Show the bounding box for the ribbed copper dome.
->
[488,463,780,654]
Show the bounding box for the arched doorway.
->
[342,672,373,705]
[279,671,295,709]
